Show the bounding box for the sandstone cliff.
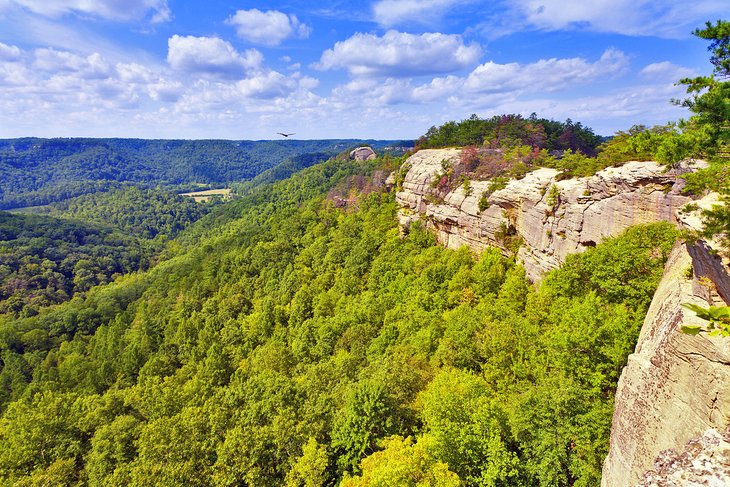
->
[601,240,730,485]
[396,149,698,281]
[395,148,730,483]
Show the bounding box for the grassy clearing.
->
[179,188,232,202]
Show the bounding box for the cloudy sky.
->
[0,0,724,140]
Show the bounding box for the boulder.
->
[350,147,377,161]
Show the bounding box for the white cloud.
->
[226,9,311,46]
[237,71,296,99]
[640,61,696,81]
[464,48,629,93]
[328,48,629,108]
[457,82,689,135]
[505,0,727,38]
[8,0,171,22]
[0,40,324,138]
[372,0,472,27]
[167,35,263,79]
[0,41,21,61]
[315,30,481,77]
[33,49,111,79]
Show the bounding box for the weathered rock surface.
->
[600,240,730,486]
[350,146,377,161]
[395,148,695,280]
[395,149,730,484]
[637,427,730,486]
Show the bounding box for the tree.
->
[341,436,460,487]
[672,20,730,161]
[285,437,330,487]
[678,21,730,252]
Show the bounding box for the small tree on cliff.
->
[672,20,730,163]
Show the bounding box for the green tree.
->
[285,437,330,487]
[341,436,460,487]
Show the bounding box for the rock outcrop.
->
[395,148,695,281]
[395,148,730,483]
[350,147,377,161]
[637,427,730,486]
[601,239,730,486]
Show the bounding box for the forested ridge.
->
[0,187,217,320]
[0,19,727,487]
[0,138,410,209]
[0,151,679,485]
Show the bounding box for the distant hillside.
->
[0,138,413,209]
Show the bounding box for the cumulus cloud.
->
[640,61,696,81]
[167,35,263,79]
[226,9,311,46]
[0,40,323,138]
[372,0,472,27]
[329,48,629,108]
[464,48,629,94]
[504,0,726,38]
[8,0,171,22]
[315,30,481,77]
[0,41,21,61]
[33,49,111,79]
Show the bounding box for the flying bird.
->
[277,132,295,137]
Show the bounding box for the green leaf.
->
[680,324,703,335]
[681,302,706,313]
[708,306,730,320]
[681,303,712,320]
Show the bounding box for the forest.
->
[0,151,679,485]
[0,19,727,487]
[0,138,411,209]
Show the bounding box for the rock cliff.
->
[395,148,694,281]
[395,148,730,483]
[601,240,730,485]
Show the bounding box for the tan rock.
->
[350,146,377,161]
[395,149,696,281]
[600,241,730,486]
[637,427,730,486]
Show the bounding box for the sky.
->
[0,0,725,140]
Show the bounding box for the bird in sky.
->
[277,132,295,137]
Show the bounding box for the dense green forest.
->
[0,138,411,209]
[0,151,678,485]
[417,114,605,155]
[0,212,149,318]
[0,187,216,319]
[50,187,211,240]
[0,19,726,487]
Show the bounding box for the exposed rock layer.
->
[350,146,377,161]
[395,148,694,281]
[395,149,730,484]
[637,427,730,487]
[600,241,730,486]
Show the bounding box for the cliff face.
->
[601,240,730,486]
[396,148,730,483]
[395,148,693,281]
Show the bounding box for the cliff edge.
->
[395,148,694,281]
[395,149,730,483]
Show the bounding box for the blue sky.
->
[0,0,725,140]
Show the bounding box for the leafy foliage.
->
[417,113,603,156]
[0,144,678,485]
[681,303,730,336]
[0,138,407,209]
[0,211,150,317]
[51,186,210,240]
